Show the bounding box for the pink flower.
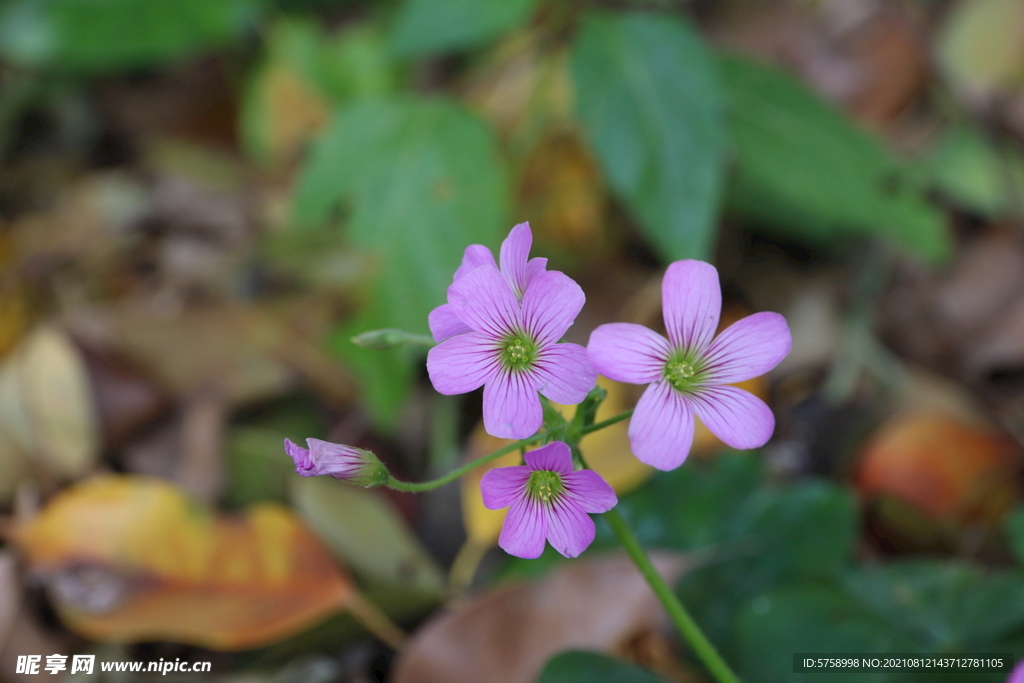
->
[587,260,791,470]
[481,441,617,558]
[284,438,388,487]
[1009,660,1024,683]
[428,222,547,342]
[426,262,596,439]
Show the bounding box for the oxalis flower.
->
[427,262,596,439]
[588,260,792,471]
[284,438,388,487]
[428,222,547,342]
[481,441,617,559]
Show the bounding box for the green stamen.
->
[527,470,564,503]
[501,333,537,372]
[664,354,701,392]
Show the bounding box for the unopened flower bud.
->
[283,438,389,487]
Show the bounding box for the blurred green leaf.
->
[737,563,1024,683]
[389,0,539,57]
[921,125,1024,218]
[1007,506,1024,565]
[290,475,446,598]
[571,11,727,262]
[538,651,671,683]
[0,0,261,72]
[721,55,950,263]
[293,97,507,425]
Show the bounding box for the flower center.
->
[664,358,698,391]
[526,470,564,503]
[501,334,537,372]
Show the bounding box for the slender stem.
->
[603,508,742,683]
[579,408,633,436]
[386,434,544,492]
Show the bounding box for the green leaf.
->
[921,125,1024,218]
[737,563,1024,683]
[538,651,672,683]
[389,0,539,57]
[293,97,508,425]
[721,55,951,263]
[571,11,727,262]
[1007,506,1024,565]
[0,0,261,72]
[290,475,446,597]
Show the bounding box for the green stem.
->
[579,408,633,436]
[385,408,636,493]
[386,434,544,492]
[603,508,742,683]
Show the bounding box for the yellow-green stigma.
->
[501,334,537,372]
[665,359,697,391]
[527,470,564,503]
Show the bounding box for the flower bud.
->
[283,438,389,487]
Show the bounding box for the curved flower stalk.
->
[480,441,616,558]
[284,438,388,487]
[427,264,596,439]
[428,222,547,342]
[588,260,792,470]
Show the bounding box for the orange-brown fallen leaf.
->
[391,553,687,683]
[11,475,357,650]
[856,412,1021,526]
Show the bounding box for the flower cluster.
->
[283,223,791,559]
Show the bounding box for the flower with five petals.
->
[588,260,791,470]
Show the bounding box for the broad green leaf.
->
[721,55,950,263]
[921,125,1024,218]
[0,0,261,72]
[293,97,508,425]
[538,651,671,683]
[737,563,1024,683]
[290,475,446,598]
[389,0,539,57]
[571,11,727,262]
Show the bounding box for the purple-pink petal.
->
[448,265,520,339]
[690,385,775,450]
[701,311,792,383]
[499,222,533,298]
[499,496,547,559]
[628,380,695,471]
[587,323,671,384]
[523,441,574,475]
[1007,660,1024,683]
[520,270,586,346]
[284,438,318,476]
[453,244,497,280]
[533,343,597,405]
[480,465,531,509]
[564,469,617,513]
[427,333,499,395]
[662,260,721,353]
[483,370,543,439]
[524,257,547,288]
[428,303,472,342]
[545,497,595,558]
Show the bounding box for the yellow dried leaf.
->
[13,476,354,650]
[6,326,99,479]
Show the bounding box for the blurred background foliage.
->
[1,0,1024,681]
